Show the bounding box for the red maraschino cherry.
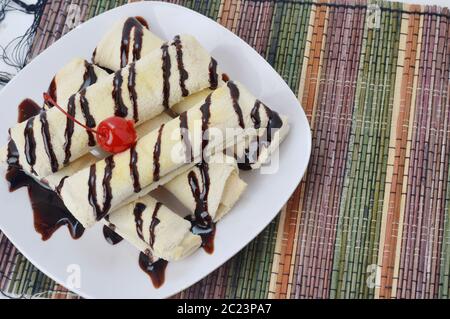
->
[43,92,137,154]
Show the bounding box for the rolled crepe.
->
[233,107,290,171]
[5,34,220,177]
[92,16,221,116]
[59,81,288,227]
[104,195,201,261]
[46,58,109,107]
[165,155,247,222]
[93,17,164,71]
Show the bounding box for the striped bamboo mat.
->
[1,0,450,299]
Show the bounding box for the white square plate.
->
[0,1,311,298]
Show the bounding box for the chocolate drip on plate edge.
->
[139,252,168,289]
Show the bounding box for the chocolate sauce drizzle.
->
[47,62,99,167]
[161,44,171,109]
[129,144,141,193]
[20,99,40,174]
[120,17,146,68]
[18,99,41,123]
[238,100,284,170]
[133,202,146,241]
[128,63,139,122]
[208,58,218,90]
[265,105,283,143]
[79,89,96,146]
[152,124,165,182]
[112,71,128,117]
[48,77,57,102]
[23,117,37,174]
[55,176,68,195]
[134,16,149,29]
[80,60,98,91]
[179,111,193,163]
[77,61,99,146]
[63,95,76,165]
[185,94,215,253]
[103,224,123,245]
[149,202,162,249]
[172,35,189,97]
[187,162,215,254]
[200,94,212,159]
[227,81,245,129]
[88,156,115,221]
[40,111,59,172]
[6,100,84,241]
[139,252,168,289]
[91,48,97,63]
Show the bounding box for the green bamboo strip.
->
[347,6,390,298]
[440,28,450,294]
[265,0,283,66]
[342,5,374,299]
[361,5,400,298]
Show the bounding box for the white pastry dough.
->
[93,17,164,71]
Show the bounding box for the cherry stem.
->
[43,92,99,134]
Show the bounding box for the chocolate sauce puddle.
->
[6,99,84,240]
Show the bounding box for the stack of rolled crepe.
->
[0,17,289,265]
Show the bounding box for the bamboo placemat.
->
[1,0,450,299]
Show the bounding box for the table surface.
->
[1,0,450,299]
